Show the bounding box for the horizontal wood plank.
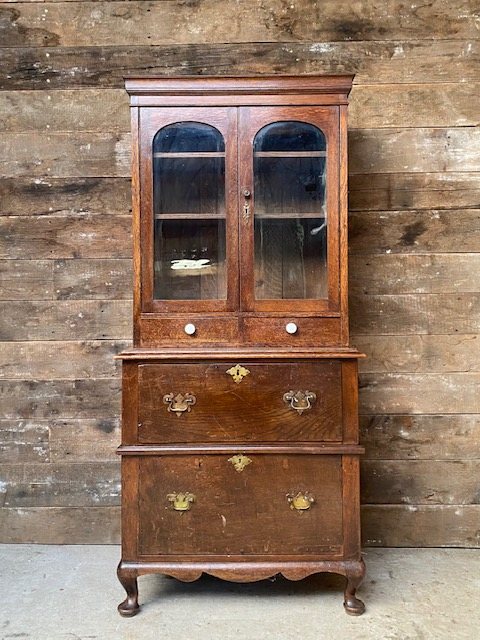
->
[0,177,132,216]
[1,1,478,47]
[2,83,480,133]
[0,461,120,507]
[359,372,480,414]
[0,506,120,544]
[0,215,131,259]
[361,460,480,505]
[0,41,478,90]
[0,132,130,178]
[0,422,49,463]
[0,300,132,340]
[49,417,120,462]
[0,340,128,379]
[349,128,480,174]
[351,293,480,335]
[360,414,480,460]
[0,378,121,419]
[362,505,480,547]
[349,172,480,211]
[350,254,480,295]
[355,335,480,373]
[349,210,480,254]
[0,259,53,300]
[54,258,132,299]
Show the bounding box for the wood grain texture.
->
[349,172,480,211]
[0,41,479,91]
[0,177,132,216]
[0,340,128,378]
[355,335,480,373]
[1,1,478,47]
[360,414,480,460]
[0,421,49,463]
[362,505,480,547]
[49,417,120,462]
[0,300,132,340]
[0,260,53,299]
[53,259,132,299]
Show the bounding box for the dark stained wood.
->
[136,362,343,443]
[118,75,365,615]
[1,41,479,90]
[137,455,343,555]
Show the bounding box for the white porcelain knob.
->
[184,323,196,336]
[285,322,298,335]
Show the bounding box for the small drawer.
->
[241,317,341,346]
[137,454,343,556]
[139,316,240,345]
[137,361,343,443]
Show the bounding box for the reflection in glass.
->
[253,121,327,300]
[153,122,226,300]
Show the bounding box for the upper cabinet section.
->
[127,76,353,348]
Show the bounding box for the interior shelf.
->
[155,213,226,220]
[254,151,326,158]
[153,152,225,158]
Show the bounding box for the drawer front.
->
[139,316,240,346]
[137,361,343,443]
[241,317,341,346]
[137,454,343,556]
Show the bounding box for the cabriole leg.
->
[117,563,140,617]
[343,559,366,616]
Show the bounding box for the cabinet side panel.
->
[342,455,362,559]
[131,106,141,346]
[339,104,349,346]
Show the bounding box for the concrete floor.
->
[0,546,478,640]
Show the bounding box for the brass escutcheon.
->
[167,492,196,512]
[163,392,196,417]
[283,390,316,415]
[226,364,250,383]
[286,491,315,511]
[228,454,252,472]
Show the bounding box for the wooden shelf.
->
[255,212,326,219]
[254,151,326,158]
[155,213,225,220]
[153,152,225,158]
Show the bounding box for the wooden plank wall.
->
[0,0,479,546]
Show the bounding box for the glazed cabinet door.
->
[139,107,239,313]
[238,107,340,313]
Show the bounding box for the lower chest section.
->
[130,454,344,557]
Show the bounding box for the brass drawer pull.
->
[167,492,196,512]
[283,390,316,415]
[163,392,196,417]
[287,491,315,511]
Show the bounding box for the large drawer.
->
[137,361,343,443]
[137,454,343,556]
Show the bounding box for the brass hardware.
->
[287,491,315,511]
[226,364,250,383]
[242,188,251,221]
[167,492,196,512]
[228,454,252,472]
[163,392,196,417]
[243,189,251,198]
[283,390,316,415]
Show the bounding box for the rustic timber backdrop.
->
[0,1,479,546]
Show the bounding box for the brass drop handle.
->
[283,390,316,415]
[287,491,315,511]
[242,188,251,222]
[163,392,196,417]
[167,492,196,512]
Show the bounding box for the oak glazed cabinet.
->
[117,75,366,616]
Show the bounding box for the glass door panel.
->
[153,122,226,301]
[253,121,327,300]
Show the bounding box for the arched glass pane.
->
[153,122,226,300]
[253,121,327,300]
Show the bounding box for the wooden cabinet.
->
[117,75,366,617]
